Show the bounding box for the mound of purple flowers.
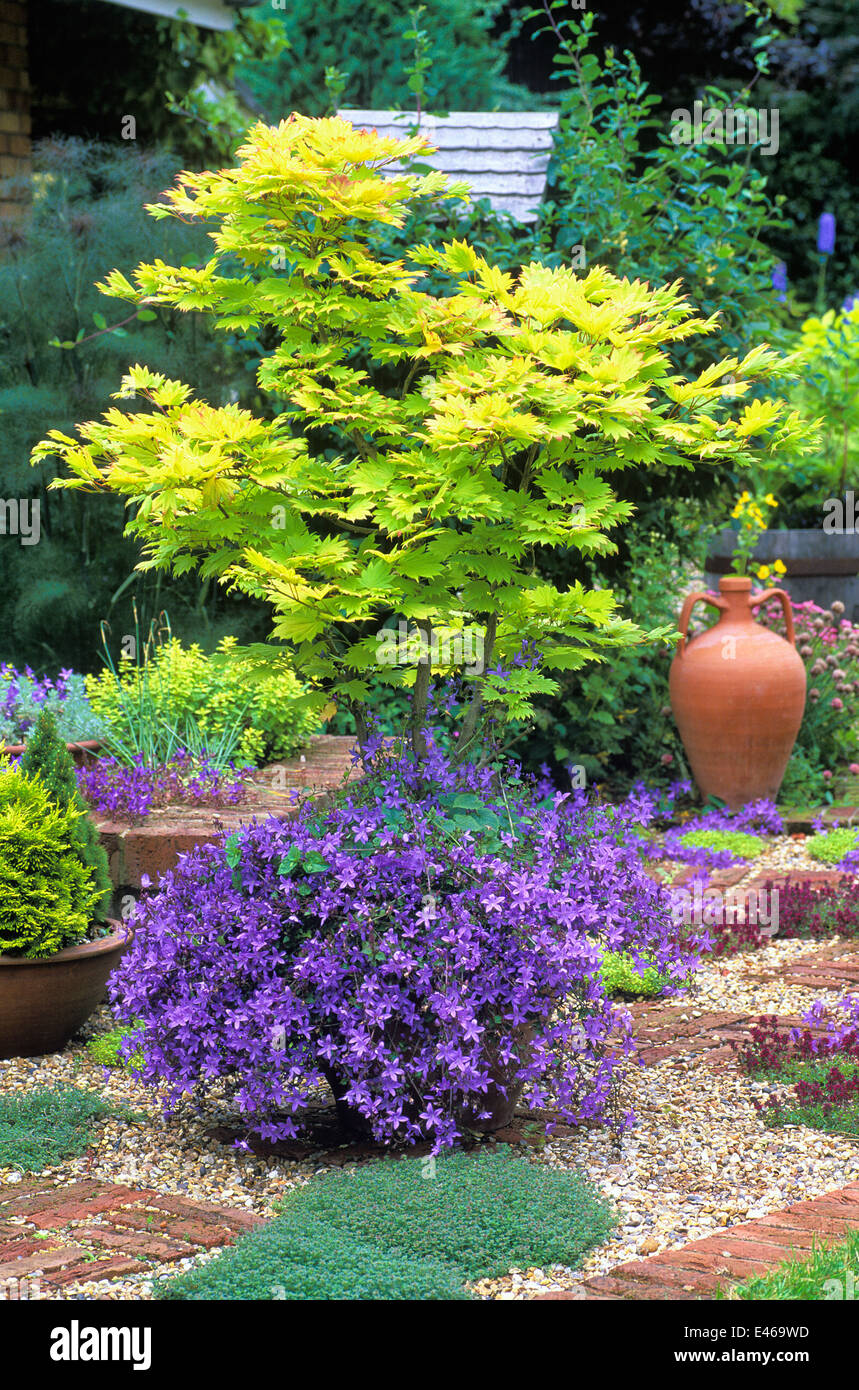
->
[110,737,705,1151]
[0,664,102,744]
[620,780,783,870]
[78,750,252,821]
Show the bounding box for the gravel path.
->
[2,836,857,1301]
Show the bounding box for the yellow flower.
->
[738,491,750,502]
[756,565,771,580]
[730,504,743,519]
[764,493,778,508]
[773,558,787,575]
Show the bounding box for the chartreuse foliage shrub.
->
[35,115,814,761]
[806,827,859,865]
[160,1150,615,1300]
[0,1085,117,1171]
[599,951,676,999]
[19,709,112,921]
[0,765,102,958]
[86,634,319,767]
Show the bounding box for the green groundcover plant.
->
[0,1086,118,1171]
[34,114,814,763]
[159,1149,615,1300]
[86,1022,146,1070]
[599,949,682,999]
[806,827,859,864]
[678,829,768,861]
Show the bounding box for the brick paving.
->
[541,908,859,1301]
[538,1185,859,1300]
[0,1179,262,1296]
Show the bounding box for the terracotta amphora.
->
[669,575,807,809]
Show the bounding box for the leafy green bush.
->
[159,1150,615,1300]
[522,513,712,787]
[86,634,319,767]
[678,829,767,860]
[237,0,533,119]
[806,827,859,864]
[541,8,789,379]
[778,745,830,809]
[0,765,102,957]
[0,1085,116,1171]
[20,709,112,921]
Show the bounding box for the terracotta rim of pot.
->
[0,920,130,966]
[0,738,102,759]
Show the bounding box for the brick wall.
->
[0,0,30,219]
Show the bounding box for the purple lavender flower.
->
[818,212,836,255]
[771,261,788,302]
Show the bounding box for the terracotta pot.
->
[321,1024,533,1139]
[669,576,807,809]
[0,922,132,1060]
[455,1027,534,1132]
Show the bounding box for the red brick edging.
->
[538,1184,859,1300]
[0,1179,262,1296]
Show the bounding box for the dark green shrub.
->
[238,0,533,119]
[19,709,112,920]
[0,764,102,957]
[159,1150,615,1300]
[0,1085,117,1170]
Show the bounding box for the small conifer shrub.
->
[20,709,112,921]
[0,765,102,957]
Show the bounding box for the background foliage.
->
[0,140,270,672]
[236,0,534,118]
